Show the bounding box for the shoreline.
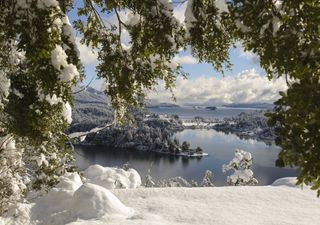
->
[74,142,209,158]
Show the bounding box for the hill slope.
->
[70,87,113,133]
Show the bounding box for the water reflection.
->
[75,129,296,186]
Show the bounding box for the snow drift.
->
[83,165,141,189]
[1,165,140,225]
[1,165,320,225]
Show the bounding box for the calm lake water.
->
[75,129,296,186]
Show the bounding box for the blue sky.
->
[67,1,286,105]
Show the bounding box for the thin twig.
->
[85,0,108,30]
[72,74,96,94]
[114,8,123,45]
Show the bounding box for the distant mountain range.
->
[222,103,274,109]
[70,86,274,133]
[146,102,180,108]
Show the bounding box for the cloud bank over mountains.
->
[147,69,287,106]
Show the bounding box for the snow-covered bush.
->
[0,136,26,215]
[181,141,191,152]
[201,170,214,187]
[83,165,141,189]
[222,149,258,186]
[143,170,215,188]
[157,177,192,188]
[3,168,135,224]
[70,183,134,220]
[0,0,81,213]
[144,174,156,188]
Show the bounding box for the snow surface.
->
[1,166,320,225]
[271,177,298,187]
[83,165,142,189]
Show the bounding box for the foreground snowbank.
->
[1,166,320,225]
[1,165,139,225]
[83,165,141,189]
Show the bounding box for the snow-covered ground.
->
[1,165,320,225]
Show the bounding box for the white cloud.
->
[236,42,260,65]
[76,38,98,65]
[172,0,228,23]
[147,69,287,105]
[103,11,132,46]
[173,55,198,64]
[239,49,260,65]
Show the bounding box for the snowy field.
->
[1,165,320,225]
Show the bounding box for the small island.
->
[205,106,217,110]
[146,102,180,108]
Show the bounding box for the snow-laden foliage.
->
[0,136,26,215]
[223,149,258,186]
[184,0,234,73]
[201,170,214,187]
[143,169,214,188]
[74,0,187,120]
[144,174,156,188]
[228,0,320,195]
[0,0,81,213]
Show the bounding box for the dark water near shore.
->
[75,129,296,186]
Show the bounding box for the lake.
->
[75,128,297,186]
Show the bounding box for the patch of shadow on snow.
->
[68,183,134,220]
[271,177,298,187]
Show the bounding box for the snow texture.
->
[69,183,134,220]
[184,0,196,35]
[51,45,68,70]
[83,165,142,189]
[45,94,62,105]
[1,166,320,225]
[271,177,298,187]
[50,45,79,82]
[1,167,137,225]
[62,102,72,124]
[0,71,10,106]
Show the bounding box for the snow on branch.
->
[68,122,115,139]
[222,149,258,186]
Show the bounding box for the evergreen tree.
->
[222,149,258,186]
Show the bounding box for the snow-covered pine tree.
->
[201,170,214,187]
[222,149,258,186]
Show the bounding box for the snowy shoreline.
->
[74,143,209,158]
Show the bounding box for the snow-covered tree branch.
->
[223,149,258,186]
